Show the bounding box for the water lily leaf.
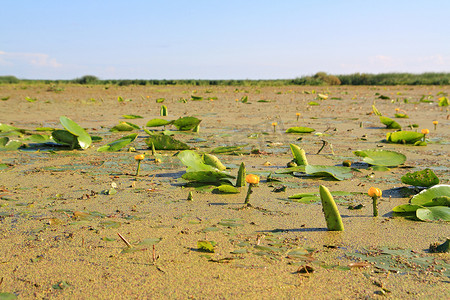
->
[0,123,25,133]
[172,116,201,131]
[394,113,409,118]
[99,220,121,229]
[203,153,226,171]
[191,95,203,101]
[146,118,173,127]
[52,130,78,148]
[380,116,401,129]
[28,134,52,143]
[122,114,143,119]
[288,192,317,199]
[0,137,22,150]
[290,144,308,165]
[423,196,450,207]
[178,150,217,172]
[416,206,450,222]
[97,133,138,152]
[410,185,450,206]
[145,135,190,150]
[110,122,140,132]
[386,131,423,144]
[401,169,439,187]
[60,116,91,149]
[286,127,315,133]
[197,240,215,252]
[0,292,18,300]
[182,171,234,183]
[215,184,240,194]
[210,145,246,154]
[305,165,353,181]
[392,204,422,213]
[354,149,406,167]
[438,96,449,106]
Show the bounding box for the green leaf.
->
[354,149,406,167]
[59,116,91,149]
[146,118,173,127]
[410,185,450,206]
[28,134,52,143]
[203,153,226,171]
[197,240,215,252]
[145,135,190,150]
[0,123,24,133]
[210,145,246,154]
[290,144,308,165]
[191,95,203,101]
[416,206,450,222]
[172,117,201,131]
[438,96,449,106]
[182,171,234,183]
[137,238,162,246]
[392,204,422,213]
[110,122,140,132]
[97,133,138,152]
[305,165,353,181]
[401,169,439,187]
[0,292,18,300]
[286,127,315,133]
[215,184,240,194]
[380,116,401,129]
[178,150,217,172]
[372,105,382,116]
[52,130,78,148]
[122,114,143,119]
[386,131,423,144]
[423,196,450,207]
[0,137,22,150]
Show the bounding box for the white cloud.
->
[0,51,62,68]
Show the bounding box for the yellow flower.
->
[296,113,301,116]
[134,154,145,161]
[432,121,438,125]
[421,128,429,135]
[245,174,260,185]
[272,122,277,126]
[368,187,382,198]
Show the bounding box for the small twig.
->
[317,140,328,154]
[117,232,132,247]
[152,245,157,263]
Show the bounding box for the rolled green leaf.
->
[319,185,344,231]
[235,162,246,187]
[290,144,308,166]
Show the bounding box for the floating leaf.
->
[286,127,315,134]
[137,238,162,246]
[60,116,92,149]
[380,116,401,129]
[0,137,22,150]
[145,135,190,150]
[305,165,353,181]
[353,149,406,167]
[51,130,78,148]
[210,145,246,154]
[410,185,450,206]
[386,131,423,144]
[215,184,240,194]
[97,133,138,152]
[178,150,217,172]
[197,240,215,252]
[122,114,143,119]
[99,220,121,228]
[0,123,25,133]
[401,169,439,187]
[172,117,201,131]
[28,134,52,143]
[0,292,17,300]
[423,196,450,207]
[438,96,449,106]
[182,171,234,183]
[416,206,450,222]
[392,204,422,213]
[394,113,409,118]
[110,122,140,132]
[191,95,203,101]
[146,118,172,127]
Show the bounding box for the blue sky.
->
[1,0,449,80]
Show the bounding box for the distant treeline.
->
[1,72,450,86]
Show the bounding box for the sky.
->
[1,0,449,80]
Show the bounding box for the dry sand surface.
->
[0,84,449,299]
